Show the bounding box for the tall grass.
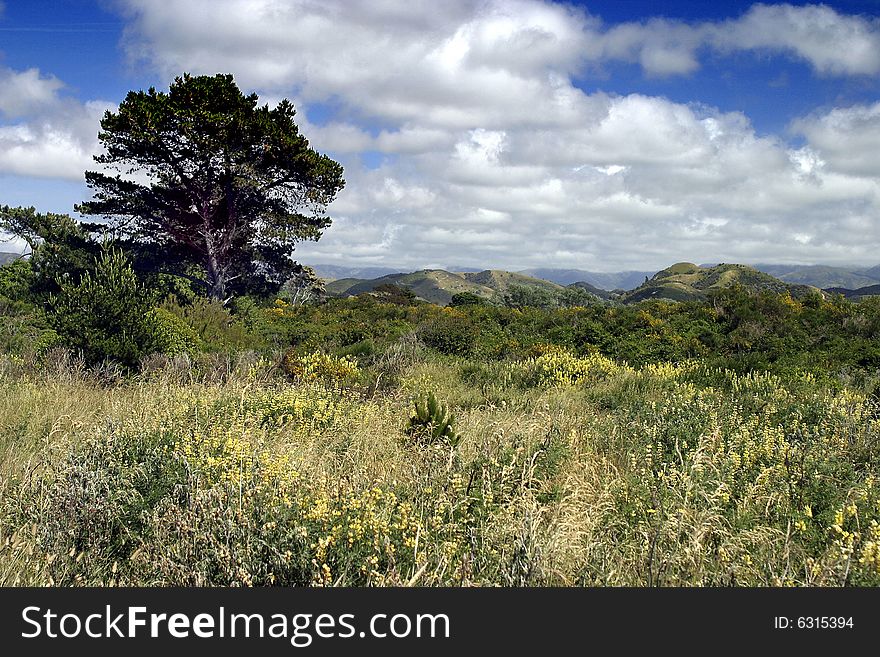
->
[1,348,878,586]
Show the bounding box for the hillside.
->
[568,281,618,301]
[324,269,562,305]
[314,262,880,293]
[621,262,813,303]
[461,269,562,295]
[0,252,20,266]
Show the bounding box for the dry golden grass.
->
[1,349,878,586]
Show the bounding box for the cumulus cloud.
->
[792,102,880,177]
[713,3,880,76]
[0,67,112,180]
[591,4,880,77]
[0,68,64,119]
[23,1,876,269]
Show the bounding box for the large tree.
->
[77,73,345,301]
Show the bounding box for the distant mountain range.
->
[310,264,401,281]
[310,261,880,293]
[517,268,653,290]
[825,284,880,301]
[322,262,833,306]
[752,264,880,290]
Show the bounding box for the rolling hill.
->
[620,262,815,303]
[824,284,880,301]
[325,269,564,305]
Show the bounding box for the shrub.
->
[418,310,478,356]
[523,347,623,386]
[147,307,202,356]
[281,350,360,385]
[449,292,486,307]
[48,249,155,367]
[161,296,252,351]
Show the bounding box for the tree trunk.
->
[206,246,226,301]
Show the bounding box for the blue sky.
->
[2,1,880,270]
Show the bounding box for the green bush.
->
[48,249,155,367]
[449,292,486,307]
[147,307,202,356]
[162,296,253,351]
[418,310,478,356]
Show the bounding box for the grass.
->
[0,346,878,586]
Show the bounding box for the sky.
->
[2,1,880,272]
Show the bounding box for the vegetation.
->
[77,73,345,300]
[1,264,880,586]
[1,70,878,588]
[326,269,566,305]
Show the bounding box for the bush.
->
[147,307,202,356]
[281,350,360,385]
[48,249,156,367]
[161,296,253,351]
[418,309,478,356]
[449,292,486,307]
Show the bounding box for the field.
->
[1,291,879,586]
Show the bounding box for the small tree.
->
[49,249,156,366]
[0,205,100,299]
[280,264,326,306]
[372,283,417,306]
[77,73,345,301]
[449,291,485,307]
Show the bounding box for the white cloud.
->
[590,4,880,77]
[713,3,880,76]
[20,1,878,270]
[792,102,880,177]
[597,19,703,76]
[0,67,112,181]
[0,67,64,118]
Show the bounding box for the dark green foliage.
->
[77,73,345,300]
[148,307,202,356]
[503,284,559,310]
[502,283,599,310]
[48,249,156,367]
[418,311,478,356]
[449,291,486,307]
[372,283,418,305]
[0,206,101,299]
[406,392,460,447]
[0,259,31,302]
[160,296,253,352]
